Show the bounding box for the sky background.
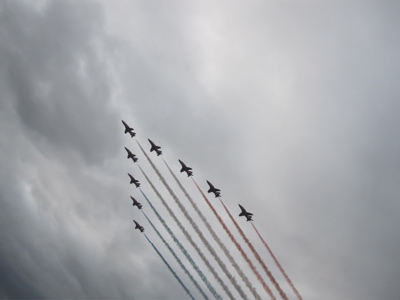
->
[1,0,400,299]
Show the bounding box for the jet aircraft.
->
[124,147,138,162]
[128,173,140,188]
[133,220,144,232]
[130,196,143,209]
[122,120,136,137]
[148,139,162,156]
[238,204,253,222]
[206,180,221,198]
[178,159,193,177]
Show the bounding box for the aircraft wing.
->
[179,160,192,172]
[122,120,130,131]
[239,204,247,215]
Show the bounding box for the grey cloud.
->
[1,0,121,165]
[0,1,147,299]
[2,0,400,299]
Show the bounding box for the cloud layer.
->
[1,0,400,299]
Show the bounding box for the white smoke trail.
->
[138,168,221,300]
[136,140,235,300]
[141,209,209,300]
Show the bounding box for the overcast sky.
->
[1,0,400,299]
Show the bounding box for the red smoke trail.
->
[219,200,289,300]
[164,159,260,300]
[251,223,303,300]
[192,178,275,300]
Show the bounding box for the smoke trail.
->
[141,209,209,300]
[138,186,220,300]
[251,223,303,300]
[136,141,236,300]
[163,159,261,300]
[219,200,289,300]
[138,169,222,300]
[191,177,275,300]
[142,233,195,300]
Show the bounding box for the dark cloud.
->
[1,0,400,299]
[0,0,141,298]
[0,1,205,297]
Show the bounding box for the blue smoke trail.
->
[141,209,209,300]
[143,233,194,300]
[139,187,221,300]
[136,141,234,300]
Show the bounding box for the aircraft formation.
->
[120,120,303,300]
